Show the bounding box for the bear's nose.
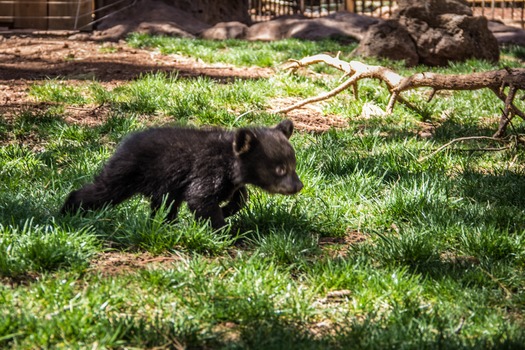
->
[294,180,303,193]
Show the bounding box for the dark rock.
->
[355,0,499,66]
[164,0,251,26]
[136,23,196,38]
[93,0,215,41]
[395,0,472,24]
[246,16,304,41]
[353,20,418,66]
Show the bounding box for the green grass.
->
[127,34,355,68]
[1,36,525,349]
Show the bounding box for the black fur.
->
[61,120,303,229]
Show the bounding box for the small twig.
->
[492,87,525,122]
[141,256,178,264]
[65,103,106,114]
[427,89,437,102]
[351,82,359,99]
[234,109,256,122]
[455,146,511,152]
[453,317,466,335]
[479,267,513,299]
[386,91,399,114]
[418,136,509,162]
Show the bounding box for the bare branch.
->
[280,55,525,136]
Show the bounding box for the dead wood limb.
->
[494,86,518,138]
[278,55,405,114]
[279,54,525,136]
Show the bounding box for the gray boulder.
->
[353,20,418,66]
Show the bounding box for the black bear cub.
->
[61,119,303,229]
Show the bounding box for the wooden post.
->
[0,1,14,28]
[15,0,47,29]
[48,0,93,30]
[346,0,355,12]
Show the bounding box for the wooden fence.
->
[249,0,524,28]
[470,0,525,27]
[0,0,135,30]
[0,0,94,29]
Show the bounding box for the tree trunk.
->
[96,0,251,26]
[163,0,251,25]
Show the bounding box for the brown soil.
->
[89,251,183,276]
[0,33,347,132]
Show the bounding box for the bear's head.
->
[233,119,303,195]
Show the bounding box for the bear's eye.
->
[275,165,287,176]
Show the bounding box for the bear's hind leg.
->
[187,196,226,229]
[222,187,248,218]
[150,193,182,222]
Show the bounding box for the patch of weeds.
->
[2,109,65,144]
[116,201,238,255]
[0,220,98,277]
[126,34,354,67]
[118,201,184,254]
[50,122,102,146]
[369,228,440,268]
[29,80,87,105]
[177,222,239,255]
[89,82,113,106]
[238,192,312,233]
[459,226,525,264]
[250,228,320,266]
[96,114,143,142]
[502,45,525,62]
[111,72,179,114]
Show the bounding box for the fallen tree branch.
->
[279,55,525,137]
[279,56,404,113]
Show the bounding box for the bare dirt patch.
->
[0,34,345,132]
[270,97,349,132]
[0,34,272,82]
[89,251,182,276]
[318,228,368,259]
[0,34,271,114]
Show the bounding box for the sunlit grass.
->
[1,37,525,349]
[126,34,356,68]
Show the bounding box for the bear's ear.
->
[274,119,294,139]
[233,129,257,156]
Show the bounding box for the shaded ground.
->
[89,251,183,276]
[91,227,368,276]
[0,34,348,132]
[0,34,274,82]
